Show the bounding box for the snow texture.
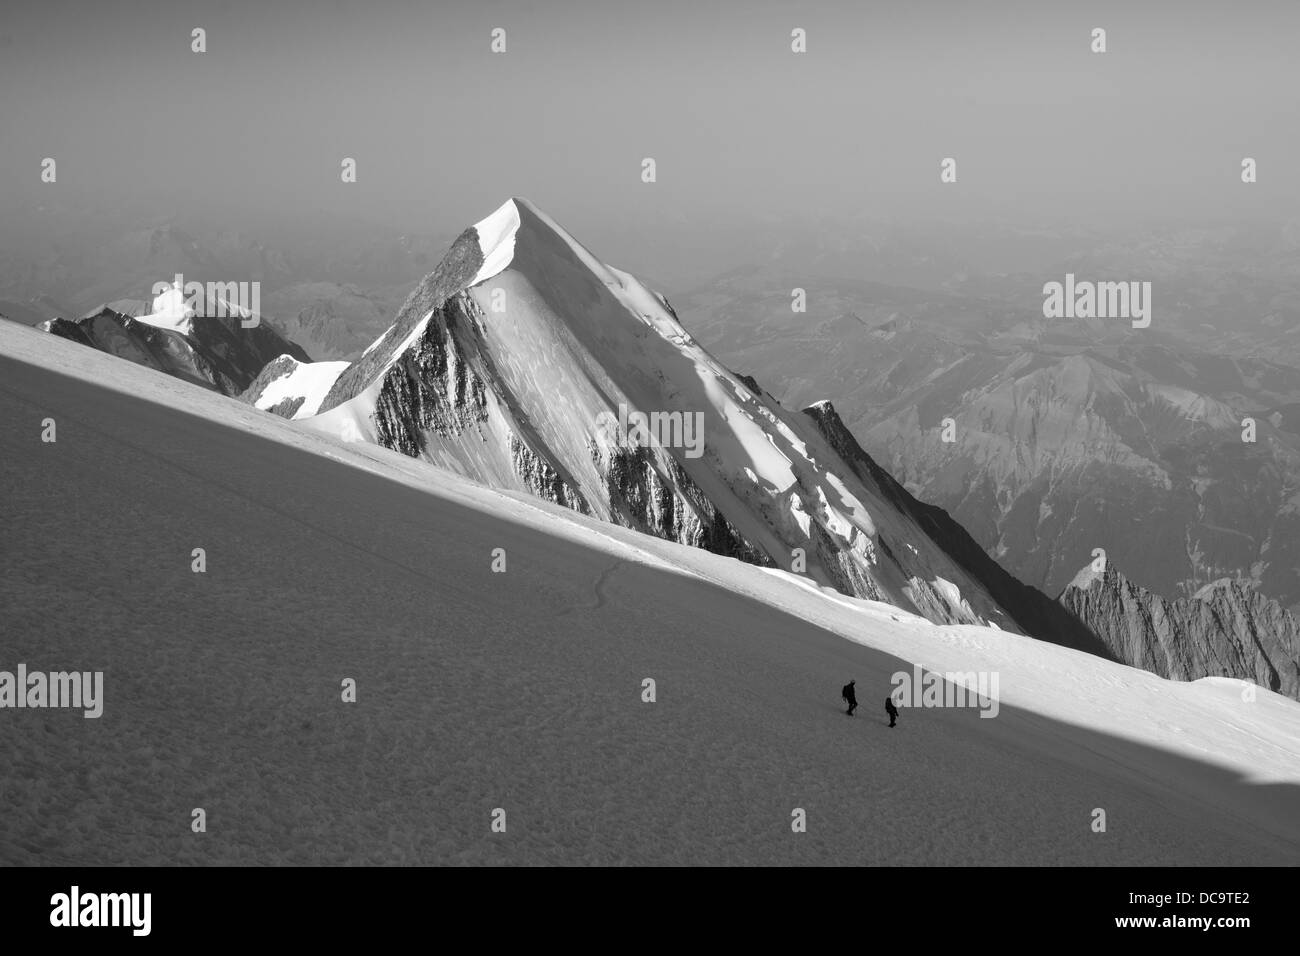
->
[252,358,350,420]
[2,319,1298,865]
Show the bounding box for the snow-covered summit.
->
[241,354,350,420]
[138,281,196,335]
[469,198,523,286]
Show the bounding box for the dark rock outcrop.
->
[1059,564,1300,699]
[39,307,309,397]
[319,228,483,412]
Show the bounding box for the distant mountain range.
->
[0,197,437,359]
[676,267,1300,617]
[33,285,307,397]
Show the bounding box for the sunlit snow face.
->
[150,282,195,318]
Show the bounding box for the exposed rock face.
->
[339,282,593,514]
[371,294,494,456]
[37,317,96,347]
[599,443,769,561]
[319,228,484,412]
[509,433,588,514]
[39,306,309,397]
[1059,564,1300,699]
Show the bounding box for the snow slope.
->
[243,356,350,420]
[2,320,1298,865]
[470,198,521,286]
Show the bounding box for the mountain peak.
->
[469,198,525,286]
[1064,561,1124,592]
[1191,577,1246,601]
[142,281,197,335]
[468,197,615,296]
[305,202,1114,639]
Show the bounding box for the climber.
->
[842,679,858,716]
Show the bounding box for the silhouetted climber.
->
[885,695,899,728]
[842,679,858,716]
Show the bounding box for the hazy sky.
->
[2,0,1298,248]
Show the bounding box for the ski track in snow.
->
[558,562,623,617]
